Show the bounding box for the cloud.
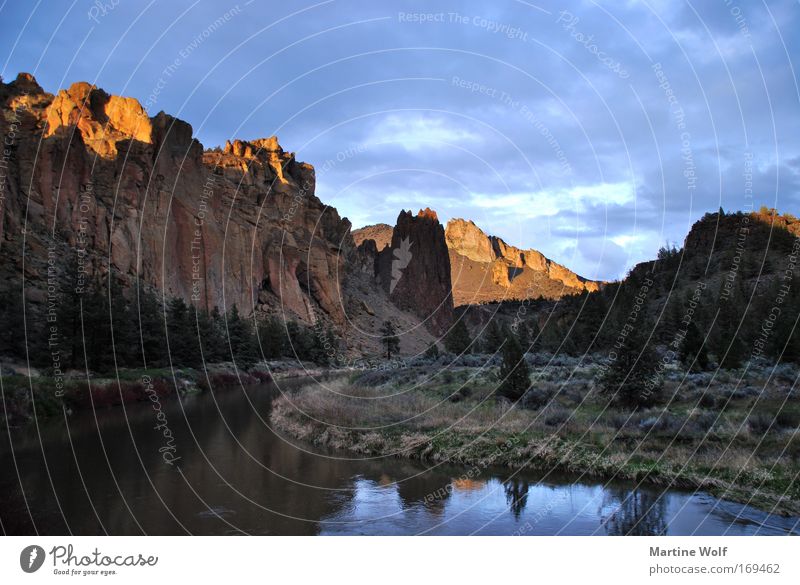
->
[2,0,797,281]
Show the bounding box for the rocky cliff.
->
[0,73,352,326]
[445,218,600,306]
[355,217,602,308]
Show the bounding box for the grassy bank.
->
[0,360,327,428]
[270,360,800,516]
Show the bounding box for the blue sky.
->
[2,0,799,280]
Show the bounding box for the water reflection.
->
[1,378,798,535]
[601,489,668,536]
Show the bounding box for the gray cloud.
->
[2,0,798,280]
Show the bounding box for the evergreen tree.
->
[711,287,747,369]
[380,320,400,359]
[424,343,439,359]
[227,304,258,368]
[600,326,662,408]
[136,288,167,367]
[679,321,709,371]
[482,320,504,353]
[257,316,285,360]
[497,328,530,401]
[166,297,197,366]
[196,308,225,364]
[108,277,135,367]
[444,319,472,354]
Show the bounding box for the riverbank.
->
[0,359,328,428]
[270,362,800,516]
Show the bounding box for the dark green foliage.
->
[710,287,747,369]
[482,320,504,353]
[497,329,530,401]
[380,320,400,359]
[680,321,709,371]
[444,319,472,354]
[166,297,198,367]
[600,327,662,408]
[257,316,286,360]
[424,343,439,359]
[226,304,259,368]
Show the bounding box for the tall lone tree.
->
[380,320,400,359]
[498,328,531,401]
[600,326,662,408]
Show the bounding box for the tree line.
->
[0,274,336,373]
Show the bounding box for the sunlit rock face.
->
[445,218,601,306]
[0,73,350,324]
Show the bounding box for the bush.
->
[521,386,554,410]
[544,406,571,426]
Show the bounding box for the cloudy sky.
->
[2,0,799,280]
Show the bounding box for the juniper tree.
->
[380,320,400,359]
[444,319,472,354]
[600,326,662,408]
[497,328,530,401]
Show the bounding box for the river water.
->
[2,377,797,535]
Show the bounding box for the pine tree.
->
[497,328,530,401]
[444,319,472,354]
[380,320,400,359]
[227,304,258,368]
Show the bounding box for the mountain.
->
[354,218,600,307]
[0,73,439,359]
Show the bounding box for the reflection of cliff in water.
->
[601,489,668,535]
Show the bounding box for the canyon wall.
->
[0,73,350,326]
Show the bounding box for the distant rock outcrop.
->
[355,209,454,335]
[444,218,601,306]
[352,223,393,251]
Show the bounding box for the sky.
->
[2,0,799,281]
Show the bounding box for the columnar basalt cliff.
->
[0,73,350,326]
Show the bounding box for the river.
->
[1,376,797,535]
